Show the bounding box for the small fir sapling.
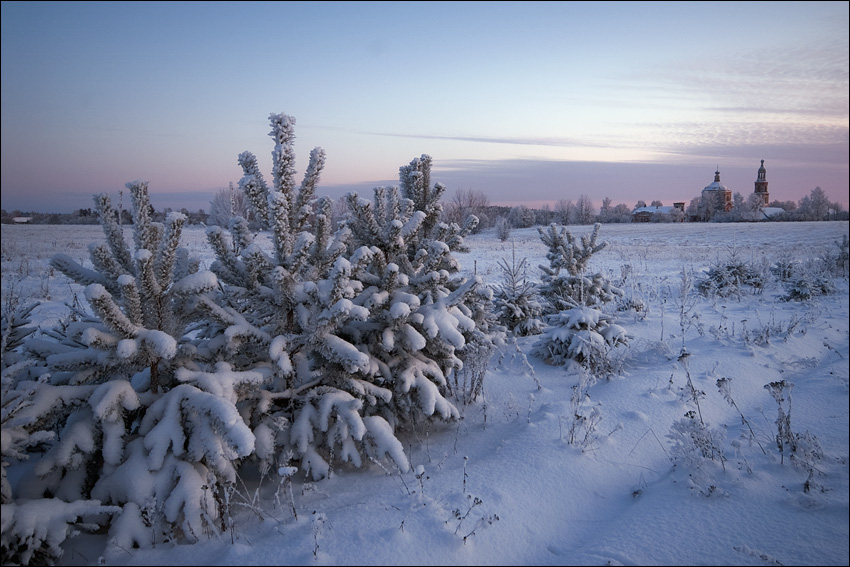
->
[531,223,631,376]
[696,246,765,298]
[530,297,631,377]
[531,223,630,377]
[536,222,623,311]
[344,155,502,412]
[780,263,836,301]
[492,244,546,337]
[8,181,258,552]
[613,263,648,319]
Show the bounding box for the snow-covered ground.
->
[2,220,848,566]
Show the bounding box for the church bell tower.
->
[754,159,769,206]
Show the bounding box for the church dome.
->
[704,169,727,191]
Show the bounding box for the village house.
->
[632,202,685,223]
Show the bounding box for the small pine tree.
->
[10,182,254,550]
[537,222,623,311]
[531,223,630,376]
[495,216,511,242]
[492,245,545,336]
[530,299,631,376]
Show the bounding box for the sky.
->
[3,221,847,565]
[1,1,848,214]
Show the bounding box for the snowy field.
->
[2,220,848,566]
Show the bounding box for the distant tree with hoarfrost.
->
[208,182,253,227]
[574,194,597,225]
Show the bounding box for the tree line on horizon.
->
[2,181,846,228]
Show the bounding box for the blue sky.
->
[2,1,847,214]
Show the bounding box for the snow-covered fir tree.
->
[4,182,256,562]
[536,222,623,311]
[344,155,500,408]
[531,223,630,377]
[205,113,498,481]
[530,299,631,376]
[492,245,546,337]
[202,112,400,482]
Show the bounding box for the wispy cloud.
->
[364,131,609,150]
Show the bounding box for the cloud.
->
[362,131,608,151]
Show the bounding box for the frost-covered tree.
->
[797,186,830,220]
[492,246,545,336]
[508,204,537,228]
[574,194,596,225]
[536,223,623,312]
[555,198,575,225]
[343,154,498,413]
[747,192,766,214]
[443,188,490,232]
[531,223,630,376]
[204,116,495,483]
[208,182,253,228]
[495,216,511,241]
[6,182,253,555]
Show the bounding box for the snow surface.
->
[1,220,848,566]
